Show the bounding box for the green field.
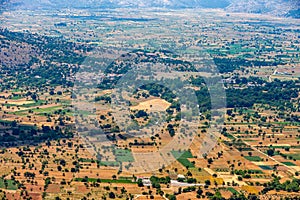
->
[19,100,46,108]
[78,150,133,166]
[114,149,134,162]
[171,150,195,168]
[258,165,273,170]
[269,146,290,149]
[215,168,229,172]
[285,154,300,160]
[100,161,120,167]
[10,95,23,100]
[78,158,119,167]
[34,106,63,114]
[243,139,255,142]
[247,169,264,174]
[12,105,63,116]
[223,132,235,140]
[282,161,297,166]
[244,156,262,162]
[0,178,18,190]
[227,187,239,195]
[74,178,136,184]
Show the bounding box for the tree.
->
[137,179,144,187]
[213,190,224,200]
[168,194,176,200]
[108,192,115,199]
[197,188,203,196]
[205,180,211,186]
[267,149,275,156]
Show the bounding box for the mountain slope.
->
[0,0,299,18]
[2,0,230,9]
[226,0,300,18]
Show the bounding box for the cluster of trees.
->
[129,140,155,146]
[233,76,265,85]
[232,169,262,179]
[213,57,241,73]
[0,121,73,146]
[213,57,284,73]
[132,110,148,119]
[150,176,171,189]
[139,83,176,103]
[226,79,299,108]
[166,124,175,137]
[190,76,298,111]
[24,172,35,179]
[95,95,112,103]
[262,177,300,193]
[98,50,196,90]
[195,87,211,112]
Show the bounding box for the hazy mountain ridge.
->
[227,0,300,18]
[0,0,299,18]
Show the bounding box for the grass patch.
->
[244,156,262,162]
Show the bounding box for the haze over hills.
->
[227,0,300,18]
[0,0,299,18]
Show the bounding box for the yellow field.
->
[130,98,171,111]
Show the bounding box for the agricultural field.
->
[0,5,299,200]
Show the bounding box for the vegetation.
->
[0,6,299,200]
[171,150,195,168]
